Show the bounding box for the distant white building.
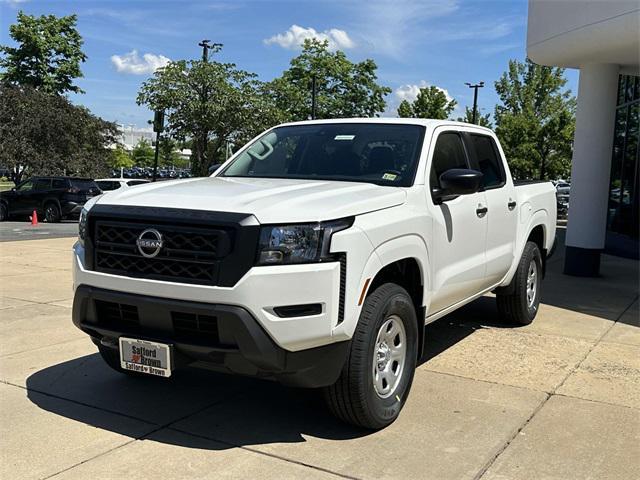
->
[118,125,155,151]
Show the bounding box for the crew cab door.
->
[464,133,517,285]
[11,179,35,214]
[32,178,53,211]
[427,130,488,314]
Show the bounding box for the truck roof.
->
[279,117,494,133]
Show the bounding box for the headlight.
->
[78,208,88,246]
[257,218,352,265]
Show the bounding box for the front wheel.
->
[496,241,543,325]
[324,283,418,429]
[0,203,7,222]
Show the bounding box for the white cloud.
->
[264,25,355,51]
[384,81,456,117]
[111,50,170,75]
[395,81,454,104]
[1,0,29,5]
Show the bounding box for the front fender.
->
[331,234,430,342]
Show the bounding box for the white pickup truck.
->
[72,119,556,429]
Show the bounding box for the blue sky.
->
[1,0,578,128]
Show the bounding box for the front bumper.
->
[73,284,349,388]
[73,242,342,352]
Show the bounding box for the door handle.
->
[476,205,488,218]
[508,200,517,210]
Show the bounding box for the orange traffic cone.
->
[30,209,38,226]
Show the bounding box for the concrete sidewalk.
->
[1,236,638,479]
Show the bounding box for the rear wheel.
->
[496,241,542,325]
[0,203,7,222]
[324,283,418,429]
[44,202,61,223]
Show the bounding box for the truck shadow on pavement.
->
[24,298,512,449]
[25,351,372,448]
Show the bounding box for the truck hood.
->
[94,177,406,223]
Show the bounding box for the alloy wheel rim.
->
[372,315,407,398]
[526,259,538,309]
[46,206,55,221]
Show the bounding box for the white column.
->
[564,63,619,276]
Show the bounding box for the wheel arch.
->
[41,196,61,211]
[497,214,551,294]
[365,256,427,362]
[363,235,430,360]
[331,234,430,358]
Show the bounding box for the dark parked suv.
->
[0,176,102,222]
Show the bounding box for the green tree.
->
[397,86,457,119]
[137,51,281,176]
[267,39,391,120]
[109,145,133,169]
[456,107,492,128]
[494,59,575,180]
[158,137,183,167]
[0,12,86,95]
[0,85,117,182]
[131,138,155,167]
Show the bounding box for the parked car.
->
[0,176,101,222]
[72,119,557,429]
[95,178,150,192]
[555,180,570,195]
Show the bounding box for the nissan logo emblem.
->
[136,228,164,258]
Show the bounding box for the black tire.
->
[44,202,61,223]
[0,203,7,222]
[496,241,543,325]
[98,344,148,378]
[324,283,418,429]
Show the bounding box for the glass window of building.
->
[607,75,639,258]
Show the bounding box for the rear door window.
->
[52,179,69,189]
[34,179,52,191]
[466,134,505,188]
[429,132,469,189]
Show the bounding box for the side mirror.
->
[432,168,483,203]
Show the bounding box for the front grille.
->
[95,299,139,329]
[172,312,219,344]
[93,221,232,285]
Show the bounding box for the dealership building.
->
[527,1,639,275]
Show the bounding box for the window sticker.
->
[382,173,397,181]
[334,134,355,141]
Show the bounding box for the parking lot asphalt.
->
[0,220,79,242]
[0,237,638,479]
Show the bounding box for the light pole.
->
[311,74,317,120]
[198,39,223,62]
[465,81,484,124]
[152,110,164,182]
[195,40,222,175]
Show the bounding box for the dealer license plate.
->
[119,337,172,377]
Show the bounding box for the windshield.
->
[220,123,425,187]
